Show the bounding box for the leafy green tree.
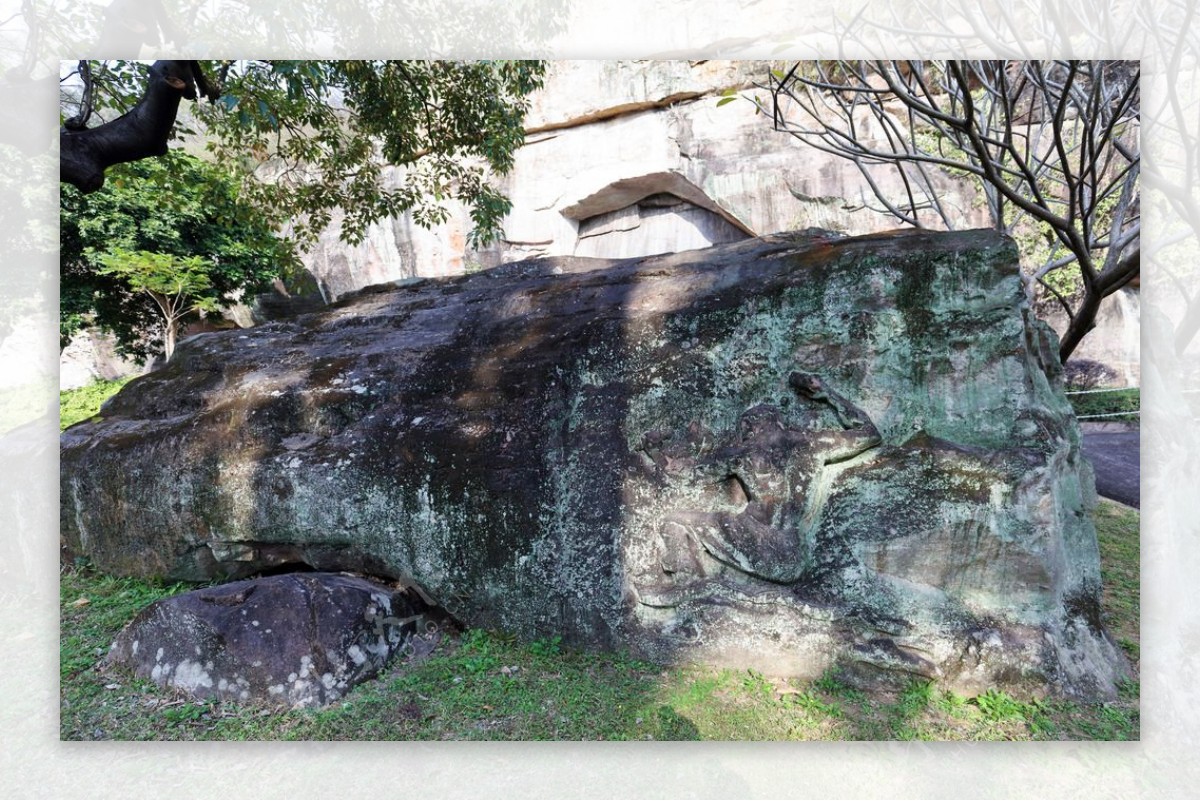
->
[60,150,299,359]
[94,249,218,362]
[60,60,545,247]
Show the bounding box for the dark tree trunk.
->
[1059,246,1140,363]
[1058,288,1103,365]
[60,60,207,193]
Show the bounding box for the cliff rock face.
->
[303,60,988,295]
[61,229,1126,697]
[59,329,144,391]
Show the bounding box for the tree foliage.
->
[763,60,1140,362]
[95,249,218,362]
[60,59,545,248]
[60,150,298,358]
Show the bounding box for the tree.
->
[60,59,545,248]
[94,249,218,362]
[763,60,1140,362]
[60,150,299,358]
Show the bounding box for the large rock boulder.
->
[105,573,431,708]
[61,229,1127,697]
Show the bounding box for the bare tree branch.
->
[61,60,93,131]
[765,59,1140,362]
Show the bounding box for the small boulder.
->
[105,572,430,708]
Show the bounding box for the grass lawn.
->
[59,376,133,431]
[59,500,1139,741]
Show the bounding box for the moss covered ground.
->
[60,377,133,431]
[60,500,1139,741]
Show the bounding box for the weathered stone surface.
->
[296,61,989,296]
[105,572,430,708]
[476,61,987,269]
[62,228,1127,697]
[59,329,144,390]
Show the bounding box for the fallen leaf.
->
[71,597,91,607]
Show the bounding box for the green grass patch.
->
[1094,499,1140,658]
[1065,387,1139,423]
[59,566,195,739]
[60,376,133,431]
[60,501,1139,741]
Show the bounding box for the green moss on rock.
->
[61,229,1127,699]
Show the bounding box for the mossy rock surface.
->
[61,229,1127,698]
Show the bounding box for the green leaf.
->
[62,59,549,341]
[61,150,297,360]
[716,96,738,107]
[256,100,278,128]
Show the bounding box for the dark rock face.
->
[62,229,1127,697]
[105,573,429,708]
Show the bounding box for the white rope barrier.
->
[1064,387,1139,396]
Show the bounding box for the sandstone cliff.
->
[303,61,988,297]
